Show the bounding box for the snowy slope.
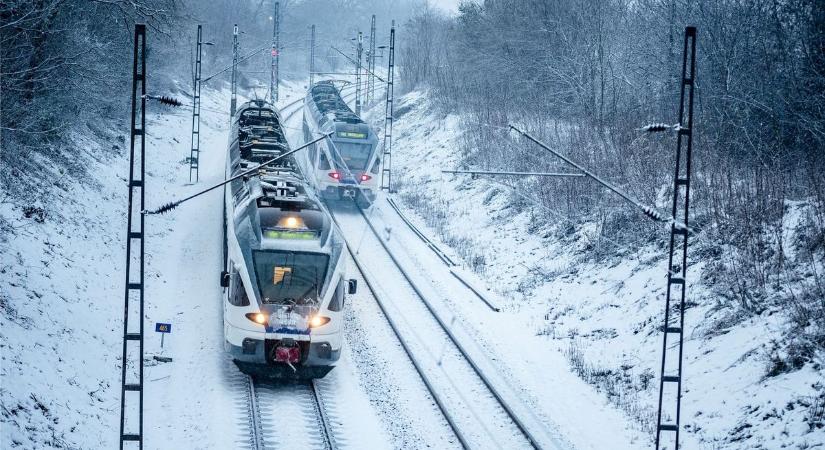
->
[2,81,454,450]
[362,90,825,449]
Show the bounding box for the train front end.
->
[322,122,380,206]
[224,200,354,380]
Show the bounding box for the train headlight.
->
[308,315,331,328]
[245,312,269,326]
[276,215,306,229]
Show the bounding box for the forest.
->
[398,0,825,361]
[2,1,825,447]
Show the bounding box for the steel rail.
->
[326,209,472,450]
[352,204,546,450]
[384,198,501,312]
[246,376,265,450]
[310,380,337,450]
[279,85,539,447]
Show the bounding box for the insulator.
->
[641,123,671,133]
[145,95,183,107]
[144,202,179,215]
[642,206,663,221]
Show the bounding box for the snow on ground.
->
[1,127,128,448]
[1,79,453,450]
[4,73,822,450]
[281,88,466,449]
[361,89,825,449]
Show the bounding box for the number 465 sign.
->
[155,322,171,348]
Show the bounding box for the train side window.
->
[371,157,381,175]
[328,278,344,312]
[229,270,251,307]
[319,149,331,170]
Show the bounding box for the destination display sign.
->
[337,131,367,139]
[264,229,318,240]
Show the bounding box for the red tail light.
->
[360,174,372,182]
[328,171,340,180]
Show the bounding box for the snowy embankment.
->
[2,80,448,450]
[1,83,240,448]
[364,90,825,449]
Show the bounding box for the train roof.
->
[234,99,278,118]
[309,81,363,126]
[229,103,335,253]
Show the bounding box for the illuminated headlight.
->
[308,315,331,328]
[245,312,269,326]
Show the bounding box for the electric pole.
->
[119,24,146,449]
[368,15,376,105]
[309,24,316,86]
[189,25,204,183]
[270,1,279,104]
[355,31,363,115]
[380,21,395,192]
[230,24,238,117]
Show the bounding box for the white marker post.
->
[154,322,172,362]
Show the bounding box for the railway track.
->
[384,197,501,312]
[228,86,370,450]
[244,375,336,450]
[274,80,559,449]
[328,202,566,450]
[268,80,562,450]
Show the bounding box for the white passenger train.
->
[222,99,356,379]
[301,81,380,207]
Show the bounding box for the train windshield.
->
[334,142,372,170]
[252,251,330,305]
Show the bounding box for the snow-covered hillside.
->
[364,90,825,449]
[1,83,396,449]
[3,80,823,449]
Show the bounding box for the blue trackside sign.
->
[155,323,171,333]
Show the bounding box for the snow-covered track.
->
[279,97,306,122]
[310,379,337,450]
[384,197,500,312]
[246,377,336,450]
[329,202,563,450]
[330,208,473,449]
[246,375,265,450]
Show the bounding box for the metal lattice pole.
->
[379,21,395,192]
[189,25,203,183]
[270,2,279,104]
[309,24,315,86]
[655,26,697,450]
[119,23,146,450]
[355,31,363,115]
[230,24,238,117]
[368,15,376,105]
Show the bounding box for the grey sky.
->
[428,0,462,14]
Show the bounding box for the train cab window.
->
[229,270,251,307]
[328,278,344,312]
[319,151,331,170]
[252,251,330,305]
[336,142,371,170]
